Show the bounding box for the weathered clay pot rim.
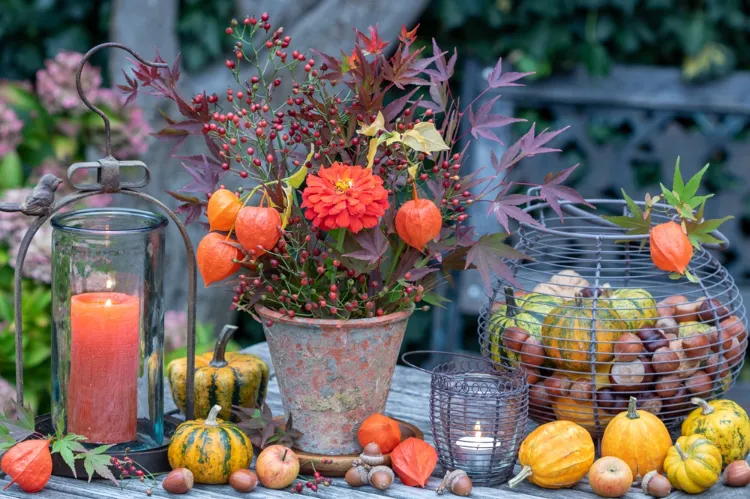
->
[256,305,413,328]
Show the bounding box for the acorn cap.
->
[359,450,385,466]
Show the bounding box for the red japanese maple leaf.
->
[357,24,388,55]
[399,24,419,45]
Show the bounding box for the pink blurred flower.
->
[0,99,23,158]
[95,89,152,157]
[36,51,102,115]
[0,189,53,283]
[164,310,188,351]
[0,377,16,418]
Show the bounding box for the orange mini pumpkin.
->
[357,413,401,453]
[235,206,282,258]
[395,184,441,250]
[650,221,693,274]
[207,189,242,231]
[196,232,243,287]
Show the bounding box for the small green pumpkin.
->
[168,404,253,484]
[167,325,269,421]
[606,288,658,331]
[542,295,625,371]
[678,321,713,338]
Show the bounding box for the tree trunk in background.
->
[109,0,428,326]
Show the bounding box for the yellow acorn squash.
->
[664,435,722,494]
[681,397,750,468]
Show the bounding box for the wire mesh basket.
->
[402,351,528,486]
[478,193,747,438]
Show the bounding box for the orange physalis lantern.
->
[1,440,53,493]
[234,206,282,258]
[196,232,243,286]
[357,413,401,453]
[390,437,438,487]
[650,221,693,274]
[395,184,442,250]
[206,188,242,231]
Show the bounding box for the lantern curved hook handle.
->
[76,43,169,158]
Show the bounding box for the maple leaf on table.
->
[539,164,593,219]
[465,233,530,292]
[356,24,389,55]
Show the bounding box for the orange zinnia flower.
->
[301,162,389,233]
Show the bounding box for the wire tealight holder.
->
[478,191,747,438]
[402,351,528,487]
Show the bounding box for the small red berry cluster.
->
[291,466,333,494]
[109,452,156,495]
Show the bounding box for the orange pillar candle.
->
[67,292,140,443]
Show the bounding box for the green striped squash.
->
[542,295,626,372]
[167,325,269,421]
[168,404,253,484]
[607,288,658,331]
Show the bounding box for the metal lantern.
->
[402,351,528,486]
[6,43,197,474]
[478,190,747,438]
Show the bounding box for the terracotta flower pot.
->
[257,306,411,455]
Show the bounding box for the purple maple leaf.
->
[404,267,438,281]
[489,193,541,233]
[178,154,224,196]
[465,233,530,292]
[343,229,389,264]
[468,96,525,144]
[487,58,535,89]
[422,39,456,82]
[539,164,593,218]
[167,191,204,225]
[383,88,418,121]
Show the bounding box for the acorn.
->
[359,442,385,466]
[345,466,369,487]
[162,468,194,494]
[229,469,258,493]
[642,470,672,497]
[723,460,750,487]
[437,469,472,496]
[368,466,394,490]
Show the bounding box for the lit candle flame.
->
[105,278,115,289]
[474,421,482,438]
[105,299,112,307]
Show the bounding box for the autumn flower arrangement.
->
[122,14,584,321]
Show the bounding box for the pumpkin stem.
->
[691,397,714,416]
[508,466,533,488]
[411,182,419,201]
[205,405,222,426]
[626,396,640,419]
[210,325,238,368]
[675,442,688,461]
[504,287,518,318]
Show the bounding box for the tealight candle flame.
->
[105,278,115,289]
[105,299,112,307]
[474,420,482,438]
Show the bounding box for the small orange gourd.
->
[601,396,672,479]
[207,189,242,231]
[1,439,53,493]
[650,221,693,274]
[235,205,282,258]
[196,232,243,286]
[357,413,401,453]
[509,420,595,489]
[395,184,441,250]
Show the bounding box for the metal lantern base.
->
[35,414,181,478]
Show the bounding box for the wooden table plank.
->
[0,343,740,498]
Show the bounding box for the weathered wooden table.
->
[0,343,737,498]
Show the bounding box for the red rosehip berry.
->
[225,27,233,34]
[261,12,269,21]
[225,60,236,69]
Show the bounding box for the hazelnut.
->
[654,317,679,336]
[345,466,369,487]
[655,374,682,398]
[723,460,750,487]
[681,334,710,359]
[502,327,529,352]
[712,329,734,353]
[368,466,394,490]
[543,373,571,399]
[674,298,701,323]
[614,333,644,362]
[721,315,747,342]
[697,298,730,325]
[651,348,679,373]
[229,469,258,493]
[642,470,672,497]
[685,370,712,397]
[520,336,545,367]
[162,468,194,494]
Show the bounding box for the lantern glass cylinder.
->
[50,208,167,451]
